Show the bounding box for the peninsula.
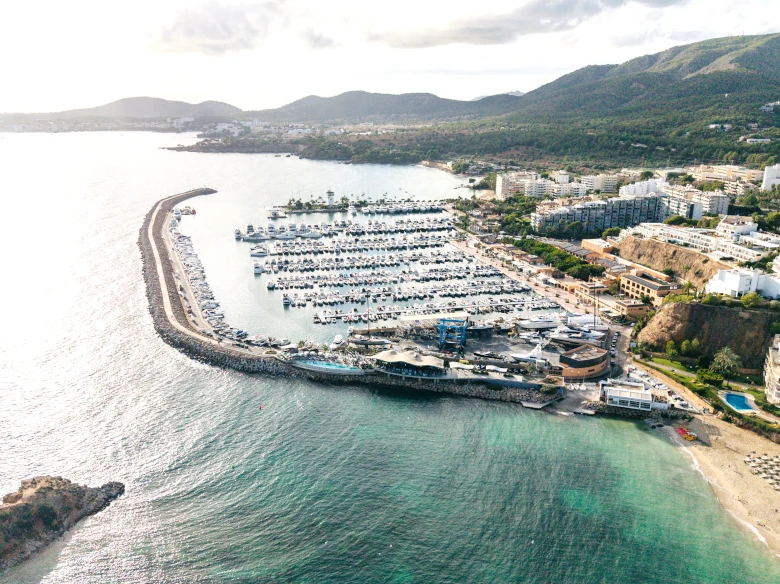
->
[0,476,125,571]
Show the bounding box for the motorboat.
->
[234,228,243,240]
[518,317,561,330]
[329,334,347,351]
[250,245,269,257]
[253,262,263,274]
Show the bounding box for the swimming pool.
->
[290,359,367,375]
[722,392,757,414]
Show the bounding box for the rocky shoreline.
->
[0,476,124,571]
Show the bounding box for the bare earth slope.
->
[637,302,776,368]
[0,476,124,571]
[616,235,730,288]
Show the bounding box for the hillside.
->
[636,302,777,369]
[242,91,524,123]
[616,236,730,288]
[4,97,242,122]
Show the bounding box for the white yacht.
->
[518,317,561,330]
[253,262,263,274]
[250,245,268,257]
[348,204,357,215]
[266,223,277,238]
[276,225,296,240]
[234,228,243,240]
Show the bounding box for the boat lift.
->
[436,318,468,350]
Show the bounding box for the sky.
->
[1,0,777,113]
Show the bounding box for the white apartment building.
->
[765,336,780,405]
[619,178,666,197]
[550,170,570,184]
[687,164,764,183]
[662,184,730,216]
[705,268,780,298]
[723,180,757,197]
[496,171,540,199]
[661,196,704,220]
[581,174,619,193]
[620,223,775,263]
[716,216,758,237]
[763,164,780,192]
[553,182,588,197]
[520,179,556,197]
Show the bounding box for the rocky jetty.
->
[0,476,124,571]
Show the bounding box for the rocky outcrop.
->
[637,302,777,368]
[616,235,730,287]
[0,476,124,571]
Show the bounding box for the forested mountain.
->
[242,91,524,123]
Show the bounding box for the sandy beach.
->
[667,415,780,556]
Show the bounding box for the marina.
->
[156,189,619,395]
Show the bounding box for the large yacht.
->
[250,244,269,257]
[518,316,561,330]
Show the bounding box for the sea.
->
[1,132,779,583]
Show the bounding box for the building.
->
[620,223,773,263]
[373,350,447,378]
[687,164,764,183]
[763,164,780,192]
[582,174,619,193]
[662,184,730,217]
[620,273,680,306]
[716,216,758,237]
[614,298,650,319]
[520,179,556,197]
[764,335,780,405]
[619,178,665,197]
[580,238,615,255]
[496,171,540,199]
[600,381,653,411]
[551,170,570,184]
[559,345,610,381]
[530,193,663,233]
[574,282,608,304]
[723,180,757,197]
[661,195,704,220]
[704,268,780,298]
[553,182,589,197]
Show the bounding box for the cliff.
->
[616,235,730,288]
[0,476,124,571]
[636,302,777,368]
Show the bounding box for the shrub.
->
[696,368,723,386]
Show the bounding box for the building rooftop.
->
[623,273,677,291]
[560,345,608,363]
[374,350,444,369]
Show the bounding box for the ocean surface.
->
[1,132,779,583]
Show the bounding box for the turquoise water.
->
[1,132,780,582]
[723,392,755,413]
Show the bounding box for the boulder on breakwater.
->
[0,476,125,571]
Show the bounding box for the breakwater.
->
[138,190,557,406]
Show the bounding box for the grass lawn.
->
[650,358,695,374]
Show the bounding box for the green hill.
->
[242,91,524,123]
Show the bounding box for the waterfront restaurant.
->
[599,381,653,411]
[373,350,447,379]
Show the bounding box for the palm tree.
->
[682,281,697,298]
[711,346,743,385]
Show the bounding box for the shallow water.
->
[1,132,779,583]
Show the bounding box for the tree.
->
[741,292,762,309]
[640,170,654,181]
[602,227,622,239]
[691,338,701,356]
[682,281,697,297]
[680,339,692,356]
[710,346,743,381]
[640,294,652,305]
[607,278,621,296]
[666,340,678,358]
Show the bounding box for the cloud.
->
[153,1,284,55]
[303,29,336,49]
[370,0,691,48]
[611,26,703,47]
